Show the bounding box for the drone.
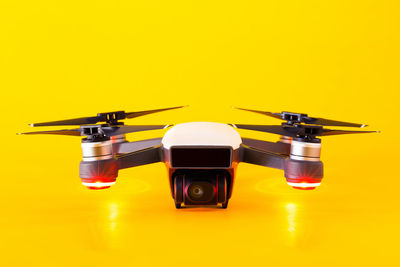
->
[19,106,379,209]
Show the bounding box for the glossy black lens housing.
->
[170,147,232,168]
[187,182,214,202]
[172,169,230,207]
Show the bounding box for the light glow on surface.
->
[108,202,119,232]
[81,182,116,187]
[286,182,321,188]
[285,203,297,234]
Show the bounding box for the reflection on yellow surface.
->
[285,202,298,248]
[100,201,121,250]
[108,202,119,232]
[286,203,297,234]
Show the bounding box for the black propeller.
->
[232,124,379,139]
[233,107,367,128]
[30,106,186,127]
[18,124,171,138]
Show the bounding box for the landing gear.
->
[221,201,229,209]
[174,176,183,209]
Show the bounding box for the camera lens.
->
[187,182,214,202]
[189,184,204,199]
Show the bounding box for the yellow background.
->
[1,1,399,266]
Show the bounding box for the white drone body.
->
[162,122,242,150]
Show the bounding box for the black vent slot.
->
[171,147,232,168]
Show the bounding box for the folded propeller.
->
[29,106,185,127]
[232,107,379,140]
[18,124,170,139]
[19,106,185,140]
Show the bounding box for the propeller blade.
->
[30,116,100,127]
[18,129,81,136]
[322,129,380,136]
[30,106,186,127]
[18,125,171,137]
[241,138,291,155]
[125,106,186,119]
[232,107,282,119]
[232,124,379,138]
[303,117,366,128]
[103,125,171,136]
[232,124,296,137]
[234,107,366,128]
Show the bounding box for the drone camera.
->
[173,170,229,208]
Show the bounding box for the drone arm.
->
[240,144,324,189]
[113,138,163,154]
[241,138,290,155]
[117,145,163,169]
[240,144,287,170]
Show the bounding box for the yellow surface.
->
[1,1,399,266]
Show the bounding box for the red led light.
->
[80,159,118,190]
[82,181,116,190]
[285,160,323,190]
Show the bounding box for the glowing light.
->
[109,203,118,220]
[285,203,297,234]
[82,181,116,187]
[286,182,321,188]
[108,203,119,232]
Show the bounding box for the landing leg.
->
[175,203,182,209]
[221,201,229,209]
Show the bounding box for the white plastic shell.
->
[162,122,242,150]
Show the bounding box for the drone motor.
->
[290,138,321,162]
[81,138,113,162]
[79,127,119,189]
